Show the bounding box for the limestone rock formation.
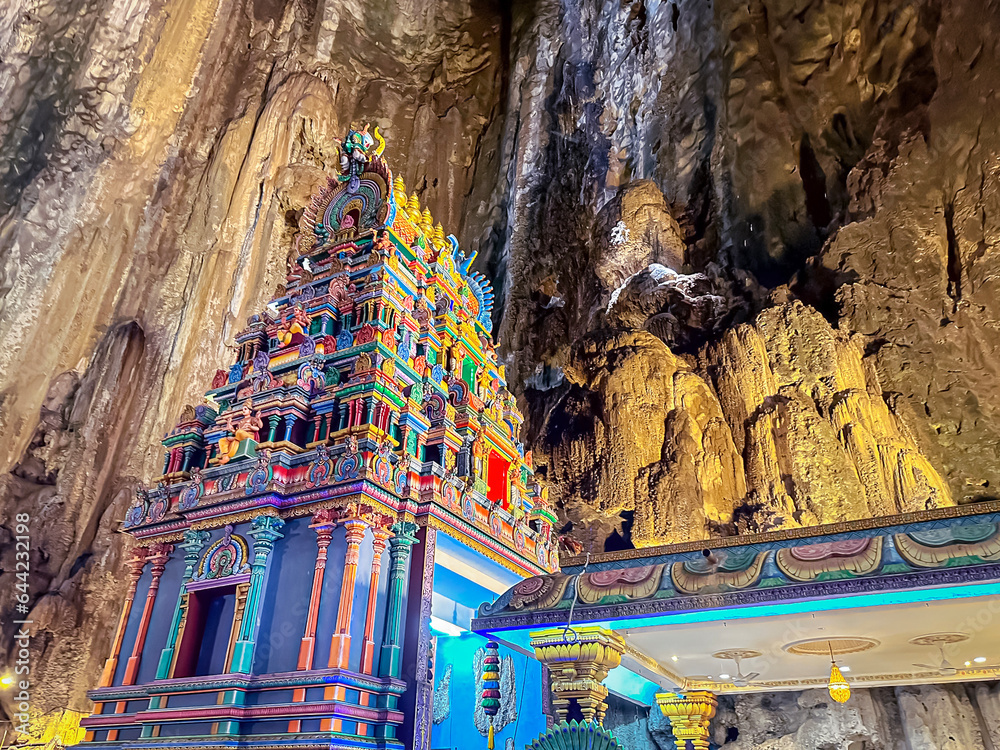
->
[603,684,1000,749]
[710,684,1000,749]
[489,0,1000,548]
[535,300,952,546]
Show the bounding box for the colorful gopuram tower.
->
[77,125,558,750]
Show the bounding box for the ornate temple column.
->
[327,517,368,669]
[297,509,338,670]
[266,414,280,443]
[282,414,296,443]
[289,509,337,733]
[122,543,173,685]
[530,626,626,725]
[156,530,211,679]
[655,692,718,750]
[377,521,418,679]
[398,524,436,750]
[230,515,285,673]
[99,547,149,687]
[321,515,369,733]
[359,524,392,674]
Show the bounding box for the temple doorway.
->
[173,585,238,678]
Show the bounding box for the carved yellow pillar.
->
[656,691,718,750]
[530,626,625,725]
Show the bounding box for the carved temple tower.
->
[77,126,558,750]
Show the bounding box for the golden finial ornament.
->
[392,176,408,210]
[407,193,422,224]
[420,208,434,237]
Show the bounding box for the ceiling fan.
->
[912,642,960,676]
[908,632,1000,676]
[712,649,763,687]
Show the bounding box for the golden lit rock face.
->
[543,300,952,547]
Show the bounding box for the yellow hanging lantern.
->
[827,642,850,703]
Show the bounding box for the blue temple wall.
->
[109,549,186,686]
[105,516,402,687]
[430,633,546,750]
[253,515,315,674]
[260,520,392,676]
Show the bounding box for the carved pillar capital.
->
[341,518,368,565]
[371,525,393,555]
[655,691,718,750]
[146,543,173,591]
[530,626,625,725]
[125,547,150,590]
[180,529,212,582]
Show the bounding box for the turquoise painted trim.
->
[232,516,284,674]
[156,530,211,679]
[561,508,1000,574]
[604,667,661,708]
[486,581,1000,649]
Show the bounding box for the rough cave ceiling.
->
[0,0,999,723]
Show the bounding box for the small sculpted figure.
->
[217,401,263,465]
[277,306,310,347]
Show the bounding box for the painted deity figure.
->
[471,432,486,480]
[338,124,385,192]
[217,401,263,465]
[277,306,310,347]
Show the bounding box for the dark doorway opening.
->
[173,584,237,678]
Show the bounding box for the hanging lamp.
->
[827,641,851,703]
[481,640,501,749]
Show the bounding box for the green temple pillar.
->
[155,529,211,680]
[396,524,436,750]
[377,521,418,680]
[230,515,285,674]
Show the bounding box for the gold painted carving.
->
[655,691,718,750]
[530,626,625,725]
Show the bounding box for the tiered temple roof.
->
[123,124,557,577]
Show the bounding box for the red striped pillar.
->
[297,509,338,670]
[99,547,149,687]
[123,543,173,685]
[323,516,368,732]
[289,509,338,733]
[328,519,368,669]
[359,525,392,674]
